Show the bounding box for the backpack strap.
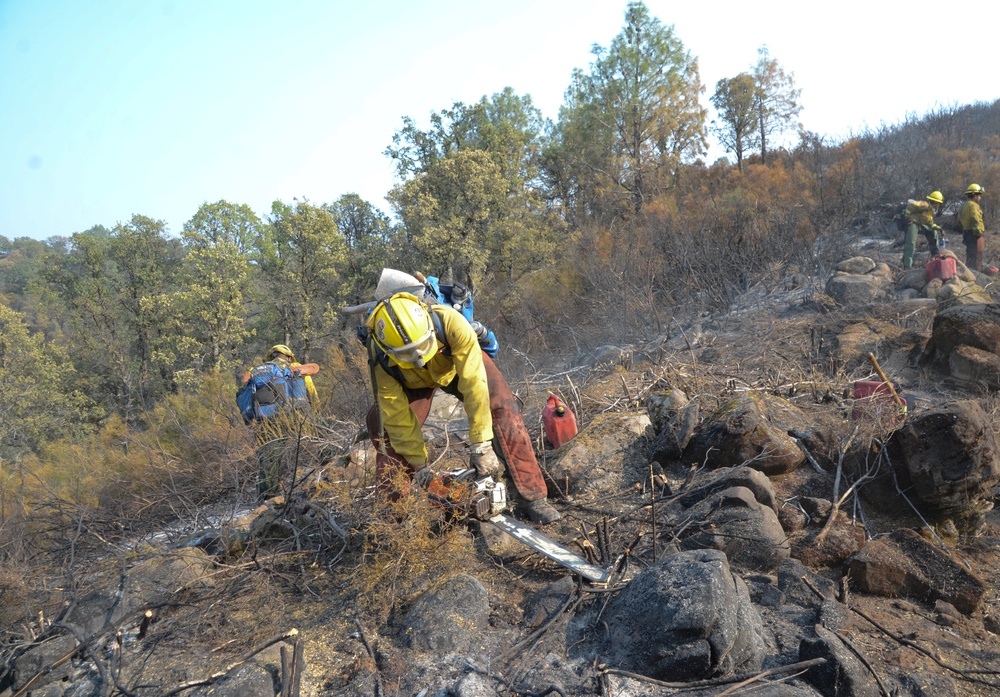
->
[430,307,449,356]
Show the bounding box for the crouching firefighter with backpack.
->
[363,292,561,525]
[237,344,319,499]
[900,190,945,269]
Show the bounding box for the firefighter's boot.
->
[524,498,561,525]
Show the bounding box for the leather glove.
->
[469,443,500,477]
[413,466,434,489]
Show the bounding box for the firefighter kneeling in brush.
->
[364,292,561,525]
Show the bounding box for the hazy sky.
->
[2,1,998,240]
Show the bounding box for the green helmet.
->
[966,183,985,196]
[926,190,944,204]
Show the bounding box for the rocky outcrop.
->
[924,303,1000,384]
[800,625,880,697]
[825,257,892,306]
[673,486,790,572]
[543,411,652,498]
[647,388,699,464]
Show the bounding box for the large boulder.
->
[800,625,880,697]
[675,465,779,513]
[924,303,1000,370]
[888,400,1000,530]
[846,528,986,614]
[683,394,804,475]
[825,259,891,306]
[948,345,1000,388]
[673,486,790,572]
[599,549,766,680]
[543,412,652,499]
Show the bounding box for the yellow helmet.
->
[366,292,439,368]
[926,190,944,204]
[266,344,295,361]
[966,183,985,196]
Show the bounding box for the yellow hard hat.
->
[926,191,944,204]
[266,344,295,361]
[366,292,439,368]
[966,183,985,196]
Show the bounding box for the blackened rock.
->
[800,625,879,697]
[400,574,490,652]
[600,549,765,681]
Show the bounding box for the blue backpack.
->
[422,276,499,357]
[236,361,310,424]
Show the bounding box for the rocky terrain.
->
[7,228,1000,696]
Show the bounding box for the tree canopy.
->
[552,1,707,216]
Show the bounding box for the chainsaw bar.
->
[488,515,610,584]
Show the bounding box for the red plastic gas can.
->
[925,255,956,281]
[851,380,906,423]
[543,394,578,448]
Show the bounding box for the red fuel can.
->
[543,393,578,448]
[925,255,957,281]
[852,380,906,423]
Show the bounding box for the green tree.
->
[387,89,561,285]
[325,194,395,303]
[553,1,706,215]
[711,73,760,172]
[753,46,802,164]
[389,150,506,284]
[148,201,259,372]
[386,87,549,184]
[257,200,347,358]
[0,304,96,457]
[40,216,181,419]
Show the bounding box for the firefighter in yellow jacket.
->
[901,191,944,269]
[958,183,986,272]
[364,292,561,524]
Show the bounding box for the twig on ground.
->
[158,628,300,697]
[353,620,383,697]
[600,658,827,691]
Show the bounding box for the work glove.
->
[412,466,434,489]
[469,442,500,477]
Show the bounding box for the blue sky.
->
[2,1,998,240]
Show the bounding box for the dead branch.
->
[600,657,826,690]
[498,586,581,664]
[794,437,826,475]
[157,628,301,697]
[353,619,383,697]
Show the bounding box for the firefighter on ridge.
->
[901,190,944,269]
[958,183,987,272]
[364,292,561,525]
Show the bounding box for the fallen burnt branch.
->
[157,627,300,697]
[600,657,827,690]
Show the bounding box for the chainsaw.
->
[426,468,610,584]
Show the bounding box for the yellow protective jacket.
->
[905,199,939,230]
[959,199,985,235]
[372,304,492,467]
